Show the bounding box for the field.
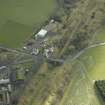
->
[0,0,55,48]
[58,0,105,104]
[60,61,102,105]
[81,30,105,80]
[5,0,105,105]
[59,29,105,105]
[81,46,105,80]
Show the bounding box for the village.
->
[0,18,64,105]
[24,19,61,58]
[0,0,105,105]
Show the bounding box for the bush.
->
[95,80,105,101]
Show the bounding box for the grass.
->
[0,20,33,48]
[59,29,105,105]
[60,60,102,105]
[18,63,55,105]
[0,0,55,48]
[18,62,73,105]
[95,28,105,42]
[80,29,105,80]
[84,46,105,80]
[17,30,105,105]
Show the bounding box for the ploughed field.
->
[0,0,55,48]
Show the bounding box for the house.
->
[35,29,48,38]
[31,48,39,55]
[0,79,11,105]
[0,79,10,85]
[44,47,54,58]
[23,46,27,50]
[0,89,11,105]
[0,66,6,70]
[0,67,10,79]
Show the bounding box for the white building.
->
[31,48,39,55]
[0,79,10,85]
[0,66,6,70]
[44,47,54,58]
[35,29,48,38]
[23,46,27,50]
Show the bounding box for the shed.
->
[0,79,10,85]
[36,29,47,38]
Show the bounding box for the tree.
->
[95,80,105,101]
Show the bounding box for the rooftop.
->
[36,29,48,37]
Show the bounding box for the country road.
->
[1,41,105,69]
[0,46,30,56]
[66,42,105,63]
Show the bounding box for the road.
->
[1,41,105,69]
[0,46,30,56]
[66,42,105,63]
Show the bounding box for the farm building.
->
[35,29,48,38]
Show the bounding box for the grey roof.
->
[0,79,10,85]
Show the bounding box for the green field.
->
[59,30,105,105]
[81,46,105,80]
[0,0,55,48]
[60,60,102,105]
[80,30,105,80]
